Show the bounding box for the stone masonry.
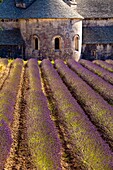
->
[19,18,82,60]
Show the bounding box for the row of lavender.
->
[0,59,23,169]
[55,59,113,149]
[41,59,113,170]
[93,59,113,72]
[106,59,113,65]
[0,58,8,67]
[0,58,8,79]
[79,59,113,85]
[67,59,113,104]
[26,59,62,170]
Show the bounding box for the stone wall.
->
[82,18,113,60]
[0,19,19,30]
[82,44,113,60]
[19,18,82,60]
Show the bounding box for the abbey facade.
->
[0,0,113,60]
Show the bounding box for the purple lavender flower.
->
[0,58,8,66]
[80,59,113,85]
[0,59,23,169]
[106,59,113,65]
[93,60,113,72]
[0,119,12,169]
[67,59,113,104]
[26,59,62,170]
[41,59,113,170]
[27,59,42,91]
[55,59,113,148]
[0,59,23,124]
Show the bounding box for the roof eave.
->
[83,41,113,44]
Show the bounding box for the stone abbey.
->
[0,0,113,60]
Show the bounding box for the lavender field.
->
[0,58,113,170]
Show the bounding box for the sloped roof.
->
[15,0,35,8]
[0,29,24,45]
[76,0,113,18]
[20,0,83,18]
[0,0,22,19]
[0,0,83,19]
[83,26,113,44]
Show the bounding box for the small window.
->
[35,37,39,50]
[75,35,79,51]
[55,38,60,50]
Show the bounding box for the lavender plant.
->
[0,58,8,66]
[0,59,23,168]
[13,58,23,65]
[0,59,23,123]
[106,59,113,65]
[79,59,113,85]
[55,59,113,149]
[0,58,8,78]
[93,60,113,72]
[41,59,113,170]
[26,59,62,170]
[27,59,42,91]
[0,119,13,169]
[67,59,113,104]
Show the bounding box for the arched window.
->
[55,37,60,50]
[35,37,39,50]
[75,35,79,51]
[33,35,40,50]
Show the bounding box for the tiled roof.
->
[83,26,113,44]
[0,29,24,45]
[15,0,23,3]
[0,0,22,19]
[0,0,83,19]
[76,0,113,18]
[20,0,83,18]
[15,0,35,8]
